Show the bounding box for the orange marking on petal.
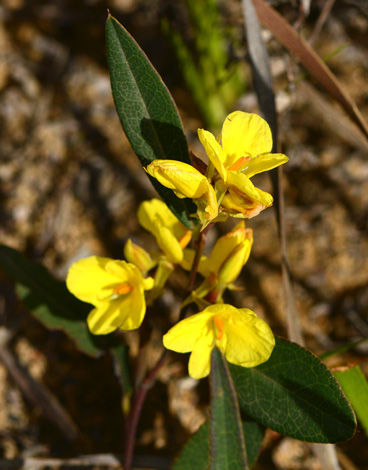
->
[113,282,133,295]
[214,316,225,341]
[228,156,251,171]
[178,230,192,249]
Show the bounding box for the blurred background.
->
[1,0,368,468]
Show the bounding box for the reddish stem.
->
[123,223,212,469]
[124,349,171,470]
[187,223,213,294]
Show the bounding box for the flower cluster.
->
[147,111,288,227]
[67,111,288,378]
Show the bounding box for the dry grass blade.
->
[297,81,368,153]
[0,338,79,442]
[244,3,343,468]
[309,0,336,46]
[252,0,368,142]
[242,0,303,345]
[0,454,170,470]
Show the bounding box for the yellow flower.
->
[199,221,253,285]
[66,257,154,335]
[146,160,218,225]
[163,304,275,379]
[182,221,253,303]
[137,198,192,264]
[198,111,288,218]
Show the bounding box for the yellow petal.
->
[87,300,125,334]
[124,239,154,273]
[242,153,289,178]
[138,199,179,234]
[218,308,275,367]
[87,284,146,334]
[146,160,209,199]
[67,257,130,306]
[221,112,273,167]
[155,223,184,263]
[143,276,154,290]
[205,221,250,275]
[226,171,273,207]
[221,189,270,219]
[197,128,227,180]
[218,239,252,285]
[163,310,213,353]
[194,182,218,224]
[188,333,214,379]
[137,199,188,263]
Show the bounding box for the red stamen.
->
[178,230,192,249]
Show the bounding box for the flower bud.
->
[218,239,251,285]
[124,239,154,274]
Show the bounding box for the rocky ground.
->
[1,0,368,468]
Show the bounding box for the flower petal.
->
[194,181,218,224]
[138,198,191,263]
[243,153,289,178]
[146,160,209,199]
[206,221,249,275]
[221,112,273,166]
[138,199,179,234]
[197,128,227,180]
[219,308,275,367]
[163,311,213,353]
[226,171,273,207]
[221,190,269,219]
[188,333,214,379]
[218,239,252,285]
[87,285,145,334]
[155,223,184,263]
[124,239,154,273]
[67,257,129,306]
[87,300,125,334]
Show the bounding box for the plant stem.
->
[124,349,171,470]
[123,224,212,469]
[187,223,213,294]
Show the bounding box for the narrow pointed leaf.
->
[209,347,248,469]
[230,337,356,443]
[0,245,114,356]
[106,14,196,227]
[172,418,265,470]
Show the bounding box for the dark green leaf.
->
[0,245,116,356]
[230,336,356,443]
[106,14,196,228]
[209,347,248,469]
[111,343,132,401]
[172,418,265,470]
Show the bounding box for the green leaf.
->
[172,418,265,470]
[106,14,196,228]
[0,245,114,356]
[209,347,248,469]
[110,342,132,410]
[230,336,356,443]
[334,365,368,436]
